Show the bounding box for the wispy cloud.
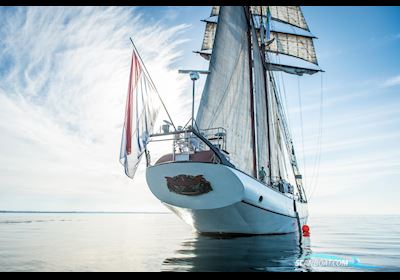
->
[0,7,191,211]
[383,75,400,88]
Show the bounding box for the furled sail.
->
[210,6,220,17]
[197,6,322,76]
[120,49,160,179]
[199,19,217,59]
[196,6,255,176]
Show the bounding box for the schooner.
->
[120,6,322,235]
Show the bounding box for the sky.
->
[0,6,399,215]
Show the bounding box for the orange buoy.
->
[302,224,310,237]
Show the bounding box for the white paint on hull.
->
[165,202,308,235]
[146,162,308,235]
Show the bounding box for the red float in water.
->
[302,224,310,237]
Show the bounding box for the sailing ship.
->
[120,6,322,235]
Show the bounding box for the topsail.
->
[197,6,322,76]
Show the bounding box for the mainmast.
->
[244,6,258,178]
[258,6,273,185]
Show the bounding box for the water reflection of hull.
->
[162,233,312,272]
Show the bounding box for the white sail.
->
[196,6,255,176]
[200,20,217,53]
[267,32,317,64]
[251,6,309,31]
[197,6,322,75]
[210,6,220,17]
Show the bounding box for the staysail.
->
[197,6,322,76]
[196,6,255,176]
[120,49,160,179]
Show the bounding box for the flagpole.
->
[129,37,177,132]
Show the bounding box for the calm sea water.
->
[0,213,399,272]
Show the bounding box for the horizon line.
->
[0,211,398,217]
[0,210,171,214]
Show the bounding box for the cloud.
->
[383,75,400,88]
[0,7,191,211]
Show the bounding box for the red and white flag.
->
[120,51,157,178]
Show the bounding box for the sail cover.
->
[197,6,322,75]
[120,50,159,179]
[196,6,255,176]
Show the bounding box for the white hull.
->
[146,162,308,235]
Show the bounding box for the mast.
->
[245,6,258,178]
[259,6,273,185]
[264,71,272,184]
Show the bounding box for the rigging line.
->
[276,95,288,181]
[269,73,291,176]
[308,72,324,201]
[274,76,298,185]
[129,37,177,132]
[269,21,293,137]
[271,68,292,138]
[273,98,291,181]
[308,72,324,199]
[297,76,307,190]
[278,69,294,139]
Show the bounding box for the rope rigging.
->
[297,76,307,190]
[308,72,324,201]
